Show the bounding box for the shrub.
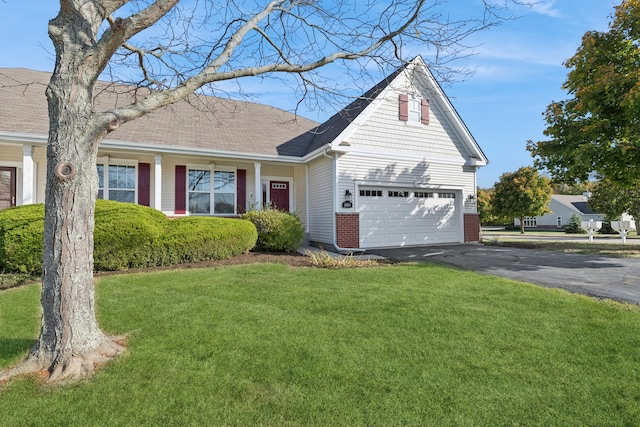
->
[242,208,305,252]
[597,218,617,235]
[93,200,167,271]
[305,249,379,269]
[0,204,45,274]
[0,200,258,273]
[160,216,257,264]
[564,213,587,234]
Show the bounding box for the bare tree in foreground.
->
[0,0,520,383]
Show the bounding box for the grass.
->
[481,230,640,258]
[1,263,640,426]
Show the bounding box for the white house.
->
[515,194,604,229]
[0,56,488,250]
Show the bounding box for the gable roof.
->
[279,56,488,164]
[0,68,318,157]
[551,195,599,215]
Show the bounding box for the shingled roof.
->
[0,68,319,157]
[277,64,408,157]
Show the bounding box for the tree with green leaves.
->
[588,179,640,231]
[527,0,640,185]
[477,187,509,226]
[492,167,552,234]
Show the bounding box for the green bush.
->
[0,200,258,274]
[597,218,617,235]
[160,216,257,264]
[93,200,167,271]
[242,208,305,252]
[564,213,587,234]
[0,204,45,274]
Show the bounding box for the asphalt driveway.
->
[368,244,640,305]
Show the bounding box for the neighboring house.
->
[515,194,604,229]
[0,56,488,250]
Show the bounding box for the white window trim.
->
[186,164,238,215]
[97,158,138,203]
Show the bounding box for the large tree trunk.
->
[0,11,124,383]
[29,71,123,381]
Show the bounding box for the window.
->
[399,94,430,125]
[97,164,136,203]
[388,190,409,198]
[438,192,456,199]
[360,189,382,197]
[523,217,537,228]
[214,171,235,214]
[188,167,236,214]
[414,191,433,198]
[557,216,563,228]
[188,169,211,213]
[408,97,421,123]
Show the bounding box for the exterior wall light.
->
[342,189,353,209]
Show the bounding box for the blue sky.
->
[0,1,619,188]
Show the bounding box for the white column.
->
[22,145,34,205]
[154,155,162,211]
[254,162,262,210]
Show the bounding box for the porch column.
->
[154,155,162,211]
[254,162,262,210]
[22,145,34,205]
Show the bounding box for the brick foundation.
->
[336,213,360,248]
[464,213,481,242]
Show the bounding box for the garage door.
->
[358,187,460,248]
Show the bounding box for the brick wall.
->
[464,213,480,242]
[336,213,360,248]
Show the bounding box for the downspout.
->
[321,149,366,254]
[305,164,310,244]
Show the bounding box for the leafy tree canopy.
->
[492,166,552,233]
[588,178,640,231]
[527,0,640,185]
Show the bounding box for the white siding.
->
[344,78,470,164]
[337,153,476,214]
[308,156,334,245]
[293,165,307,228]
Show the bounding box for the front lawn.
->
[1,263,640,426]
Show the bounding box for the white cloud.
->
[528,0,562,18]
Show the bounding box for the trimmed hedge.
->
[0,200,258,274]
[0,204,45,274]
[242,208,305,252]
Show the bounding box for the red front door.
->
[0,167,16,210]
[270,181,290,211]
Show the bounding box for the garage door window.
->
[414,191,433,198]
[360,190,382,197]
[438,192,456,199]
[388,191,409,198]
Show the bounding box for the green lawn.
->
[1,262,640,426]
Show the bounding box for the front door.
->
[0,167,16,210]
[269,181,290,211]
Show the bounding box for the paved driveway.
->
[368,244,640,305]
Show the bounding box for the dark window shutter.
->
[175,165,186,214]
[399,94,409,121]
[138,163,151,206]
[421,99,430,125]
[237,169,246,214]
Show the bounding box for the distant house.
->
[0,56,488,250]
[515,194,604,229]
